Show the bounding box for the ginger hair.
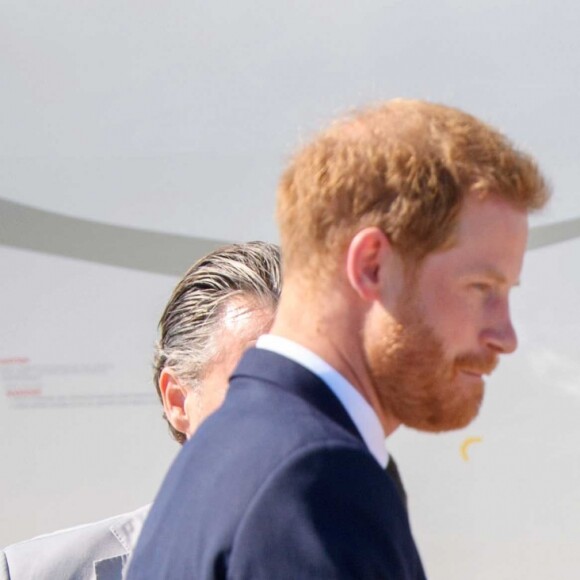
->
[277,99,550,277]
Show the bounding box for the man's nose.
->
[482,304,518,355]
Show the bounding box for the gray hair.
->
[154,241,281,443]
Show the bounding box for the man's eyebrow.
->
[470,268,520,287]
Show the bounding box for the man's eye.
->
[472,283,491,292]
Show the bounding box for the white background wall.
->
[1,2,580,578]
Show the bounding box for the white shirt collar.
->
[256,334,388,469]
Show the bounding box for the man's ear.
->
[158,368,193,437]
[346,227,393,301]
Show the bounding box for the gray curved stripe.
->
[527,216,580,250]
[1,197,579,276]
[0,198,231,277]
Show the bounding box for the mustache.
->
[454,351,499,376]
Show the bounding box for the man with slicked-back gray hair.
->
[1,242,281,580]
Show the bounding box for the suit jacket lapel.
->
[94,554,127,580]
[109,505,150,553]
[94,505,150,580]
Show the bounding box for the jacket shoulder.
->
[2,506,150,580]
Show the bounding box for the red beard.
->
[364,296,498,433]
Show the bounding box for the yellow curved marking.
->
[460,436,483,461]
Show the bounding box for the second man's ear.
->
[158,368,192,437]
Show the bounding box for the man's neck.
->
[270,285,401,437]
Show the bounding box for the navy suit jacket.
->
[127,348,426,579]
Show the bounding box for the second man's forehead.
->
[219,296,274,332]
[209,298,274,363]
[220,298,261,329]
